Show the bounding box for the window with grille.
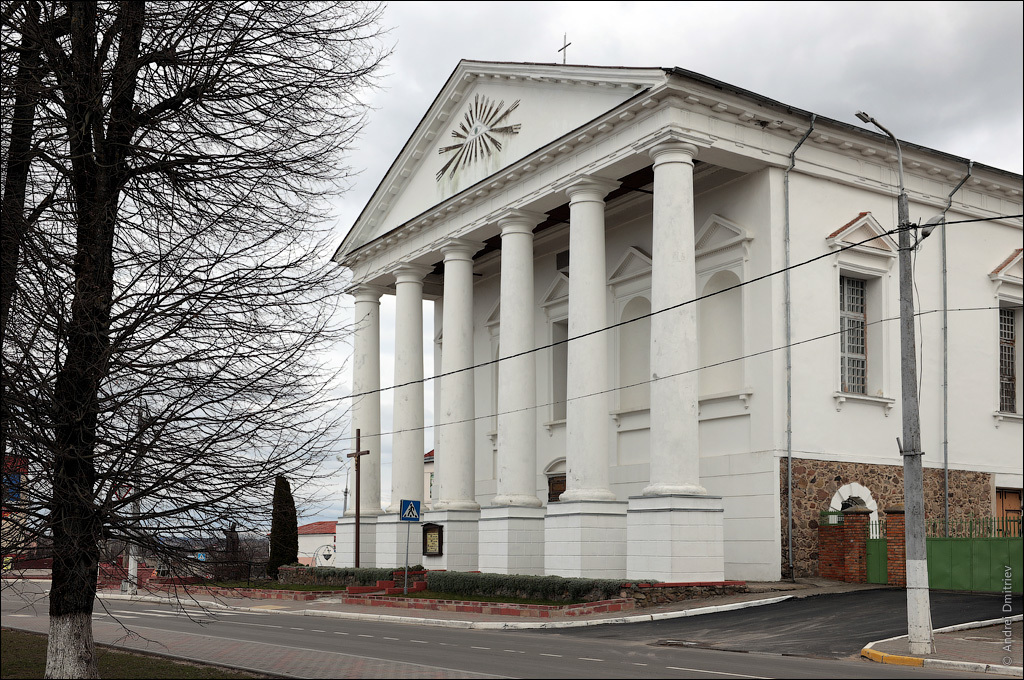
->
[1000,308,1017,413]
[840,276,867,394]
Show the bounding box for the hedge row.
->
[278,565,424,587]
[424,571,628,603]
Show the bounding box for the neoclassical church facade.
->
[333,61,1023,582]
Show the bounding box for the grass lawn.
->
[1,629,271,679]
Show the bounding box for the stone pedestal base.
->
[626,495,724,582]
[544,501,627,578]
[374,514,419,569]
[478,506,546,575]
[420,509,480,572]
[335,516,377,568]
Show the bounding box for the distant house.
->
[297,521,336,566]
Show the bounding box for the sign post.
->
[399,499,420,594]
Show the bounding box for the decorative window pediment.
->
[695,214,752,261]
[541,273,570,317]
[825,212,897,257]
[990,248,1023,303]
[608,247,652,287]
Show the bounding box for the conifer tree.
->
[268,475,298,579]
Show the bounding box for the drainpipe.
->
[940,161,972,537]
[784,114,815,581]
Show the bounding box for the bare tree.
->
[0,2,389,677]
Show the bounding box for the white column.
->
[388,263,432,513]
[434,239,483,511]
[561,176,619,502]
[348,285,386,516]
[644,140,707,496]
[493,211,544,507]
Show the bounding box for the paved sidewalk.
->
[863,619,1023,676]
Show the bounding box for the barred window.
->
[840,277,867,394]
[1000,308,1017,413]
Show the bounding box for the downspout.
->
[940,160,972,537]
[784,114,815,580]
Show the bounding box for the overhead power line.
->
[346,212,1023,403]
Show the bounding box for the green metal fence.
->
[925,517,1022,593]
[925,516,1022,538]
[866,519,887,584]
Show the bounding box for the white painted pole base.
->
[907,558,935,655]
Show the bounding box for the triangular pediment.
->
[541,273,570,307]
[826,212,897,255]
[991,248,1023,283]
[695,215,751,258]
[335,61,666,262]
[609,247,652,285]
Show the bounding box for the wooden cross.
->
[347,429,370,567]
[558,33,571,64]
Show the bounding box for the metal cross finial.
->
[558,33,571,64]
[347,429,370,567]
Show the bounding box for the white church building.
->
[333,60,1023,582]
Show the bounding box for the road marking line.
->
[471,646,490,650]
[7,614,33,617]
[578,657,603,662]
[311,629,326,633]
[540,653,561,658]
[383,637,399,641]
[410,640,428,644]
[290,627,304,631]
[334,631,349,635]
[502,650,524,653]
[358,634,374,638]
[665,667,769,679]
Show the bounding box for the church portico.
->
[332,60,1021,584]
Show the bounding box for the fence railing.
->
[925,516,1021,538]
[819,510,844,526]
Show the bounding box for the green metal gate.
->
[925,518,1023,593]
[866,519,887,584]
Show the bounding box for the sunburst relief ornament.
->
[436,94,521,182]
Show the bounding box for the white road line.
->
[578,657,603,662]
[502,650,524,653]
[471,646,490,650]
[383,637,399,641]
[334,631,349,635]
[665,667,770,679]
[358,634,374,638]
[311,629,326,633]
[410,640,428,644]
[7,614,33,617]
[290,627,304,631]
[539,653,561,658]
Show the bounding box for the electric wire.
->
[344,302,1019,443]
[347,212,1023,403]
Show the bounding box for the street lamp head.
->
[855,111,872,124]
[919,214,944,242]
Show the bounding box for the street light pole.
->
[856,111,934,654]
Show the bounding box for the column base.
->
[420,509,480,573]
[374,514,420,569]
[336,516,377,568]
[626,494,724,582]
[478,506,546,575]
[544,501,627,578]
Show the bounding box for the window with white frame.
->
[1000,307,1018,413]
[826,213,897,410]
[840,276,868,394]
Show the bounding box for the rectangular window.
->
[1000,308,1017,413]
[840,276,867,394]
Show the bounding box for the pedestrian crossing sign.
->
[400,499,421,522]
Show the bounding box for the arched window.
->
[699,270,742,395]
[618,296,651,411]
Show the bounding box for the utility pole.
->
[856,111,933,654]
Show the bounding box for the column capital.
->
[555,174,621,204]
[387,262,433,284]
[345,283,388,303]
[438,238,485,263]
[496,209,546,237]
[633,126,712,161]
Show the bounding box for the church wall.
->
[785,171,1021,483]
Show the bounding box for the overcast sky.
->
[301,0,1024,526]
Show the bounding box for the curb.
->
[860,615,1024,676]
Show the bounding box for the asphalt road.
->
[2,583,1000,679]
[548,590,1024,658]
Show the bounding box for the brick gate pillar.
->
[842,506,872,584]
[885,505,906,587]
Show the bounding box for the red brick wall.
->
[885,507,906,587]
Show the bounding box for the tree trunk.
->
[45,612,98,679]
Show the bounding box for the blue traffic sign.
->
[399,499,421,522]
[196,552,207,562]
